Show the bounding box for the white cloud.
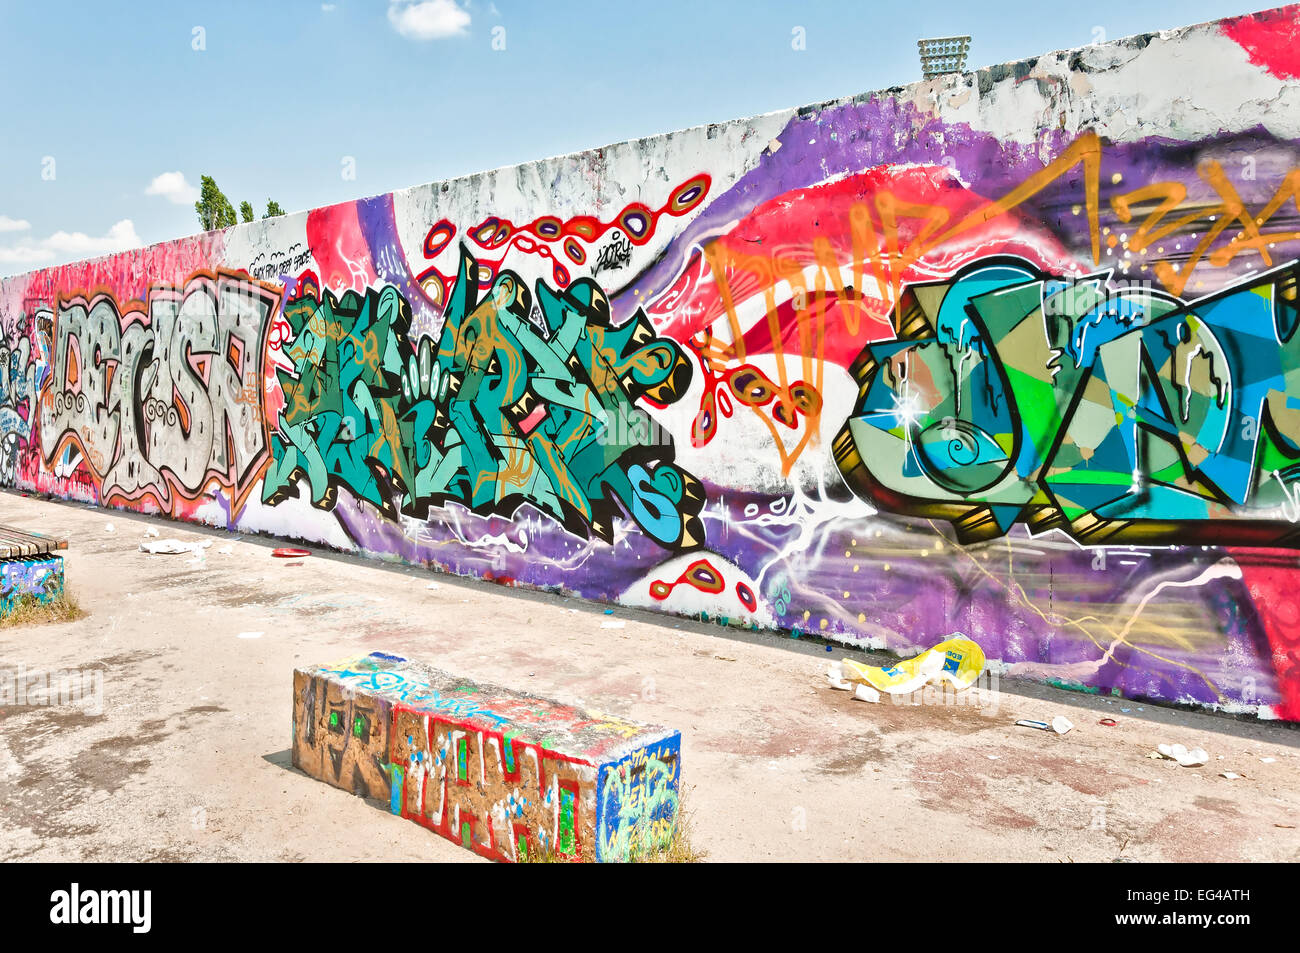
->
[0,215,31,233]
[144,171,200,205]
[0,219,144,270]
[322,3,336,10]
[387,0,470,40]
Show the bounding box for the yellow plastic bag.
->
[839,636,985,695]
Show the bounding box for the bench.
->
[293,652,682,862]
[0,525,68,617]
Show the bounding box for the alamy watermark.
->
[0,664,103,715]
[885,669,1002,713]
[594,407,674,447]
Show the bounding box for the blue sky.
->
[0,0,1274,272]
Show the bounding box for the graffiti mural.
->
[5,6,1300,721]
[36,272,278,515]
[0,313,45,486]
[835,257,1300,547]
[265,247,705,550]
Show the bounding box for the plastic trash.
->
[1221,772,1242,780]
[140,538,212,556]
[1016,719,1052,731]
[836,635,985,695]
[827,661,881,702]
[853,684,881,704]
[1155,743,1209,767]
[827,662,853,691]
[1052,716,1074,735]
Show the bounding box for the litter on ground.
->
[140,538,213,556]
[832,635,985,696]
[1155,743,1209,767]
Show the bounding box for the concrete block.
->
[0,554,64,617]
[293,652,682,862]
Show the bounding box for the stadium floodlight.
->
[917,36,971,79]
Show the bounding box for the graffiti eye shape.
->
[423,220,456,259]
[567,217,599,241]
[618,207,652,242]
[912,419,1011,495]
[471,218,510,248]
[328,709,343,734]
[563,238,586,264]
[728,368,774,406]
[352,714,368,738]
[669,176,710,216]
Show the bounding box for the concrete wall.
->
[4,5,1300,719]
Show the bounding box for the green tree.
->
[194,175,237,231]
[239,201,255,224]
[263,199,286,219]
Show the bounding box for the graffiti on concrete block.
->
[266,247,706,550]
[293,669,392,799]
[597,739,681,861]
[37,272,278,515]
[293,655,681,862]
[387,705,598,861]
[836,256,1300,547]
[0,555,64,615]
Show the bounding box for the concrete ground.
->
[0,490,1297,863]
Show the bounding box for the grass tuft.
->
[0,588,87,628]
[520,786,706,864]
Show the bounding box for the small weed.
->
[0,588,87,628]
[520,787,706,864]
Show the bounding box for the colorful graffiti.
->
[0,323,40,486]
[5,6,1300,722]
[835,257,1300,547]
[36,272,278,515]
[0,554,64,616]
[266,247,704,549]
[293,653,682,862]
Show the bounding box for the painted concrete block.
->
[293,651,681,862]
[0,555,64,617]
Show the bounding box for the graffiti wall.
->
[5,6,1300,719]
